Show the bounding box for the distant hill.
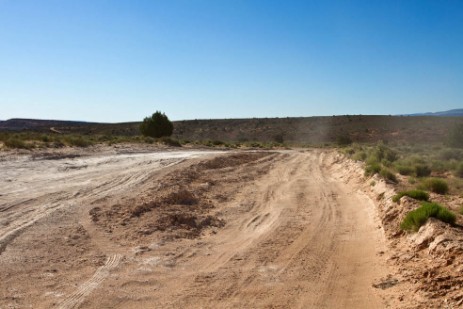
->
[405,109,463,117]
[2,115,463,145]
[0,118,94,131]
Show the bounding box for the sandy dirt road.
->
[0,149,401,308]
[0,150,222,255]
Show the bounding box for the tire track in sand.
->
[58,254,122,309]
[0,151,218,256]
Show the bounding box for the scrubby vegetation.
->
[343,141,463,194]
[400,202,456,232]
[419,178,449,195]
[396,165,414,176]
[345,142,399,183]
[380,168,398,183]
[392,190,429,203]
[3,137,32,149]
[447,123,463,148]
[0,130,286,151]
[0,131,186,149]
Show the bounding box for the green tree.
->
[140,111,174,138]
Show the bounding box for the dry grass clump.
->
[164,189,198,205]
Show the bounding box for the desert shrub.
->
[400,202,456,231]
[352,151,367,161]
[51,139,65,148]
[211,140,225,146]
[160,137,181,147]
[344,147,355,155]
[455,162,463,178]
[371,142,398,163]
[460,205,463,215]
[4,138,31,149]
[366,154,380,166]
[392,190,429,203]
[143,136,155,144]
[381,159,392,167]
[140,111,174,138]
[249,142,263,148]
[431,160,456,173]
[414,164,431,177]
[64,136,92,147]
[380,168,398,183]
[396,165,414,176]
[40,135,51,143]
[365,162,381,176]
[420,178,449,194]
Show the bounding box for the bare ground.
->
[0,148,416,308]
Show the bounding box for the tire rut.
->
[58,254,123,309]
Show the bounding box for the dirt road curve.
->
[0,149,398,308]
[0,151,220,255]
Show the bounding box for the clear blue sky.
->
[1,0,462,122]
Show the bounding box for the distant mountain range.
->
[0,110,462,133]
[404,109,463,117]
[0,118,95,131]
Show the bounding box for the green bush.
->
[396,165,414,176]
[380,168,398,183]
[352,151,367,161]
[414,164,431,177]
[372,143,398,163]
[392,190,429,203]
[400,202,456,232]
[365,162,381,176]
[140,111,174,138]
[420,178,449,194]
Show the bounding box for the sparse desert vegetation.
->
[392,190,429,203]
[400,202,456,232]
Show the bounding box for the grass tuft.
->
[392,190,429,203]
[400,202,456,232]
[419,178,449,195]
[365,162,381,176]
[380,168,398,183]
[396,165,414,176]
[414,164,431,177]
